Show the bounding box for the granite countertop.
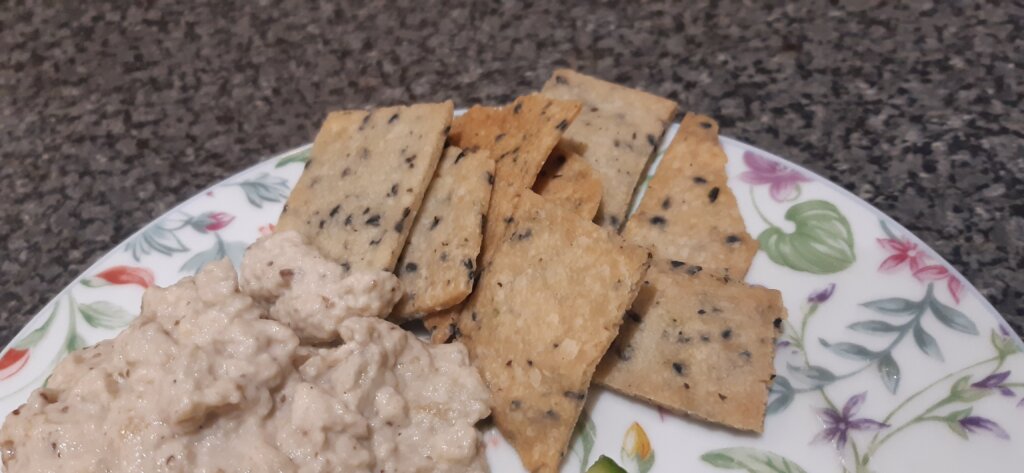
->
[1,0,1021,344]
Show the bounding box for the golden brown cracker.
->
[391,147,495,320]
[423,306,461,344]
[541,69,677,230]
[277,101,453,272]
[594,259,786,432]
[449,94,582,266]
[532,148,603,220]
[457,191,651,472]
[623,113,758,278]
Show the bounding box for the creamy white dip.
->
[0,232,491,473]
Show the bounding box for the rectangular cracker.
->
[532,146,603,220]
[541,69,677,230]
[623,113,758,278]
[457,191,651,473]
[449,94,582,266]
[594,259,787,432]
[277,101,453,272]
[391,147,495,320]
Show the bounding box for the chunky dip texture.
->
[0,231,491,473]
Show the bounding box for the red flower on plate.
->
[189,211,235,233]
[0,348,29,380]
[83,265,155,289]
[877,238,927,273]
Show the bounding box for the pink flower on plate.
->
[82,265,155,289]
[259,223,276,236]
[739,151,811,202]
[877,238,927,273]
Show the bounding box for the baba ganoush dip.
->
[0,231,492,473]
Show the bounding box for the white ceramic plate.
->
[2,121,1022,473]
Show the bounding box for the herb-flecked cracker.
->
[449,94,582,266]
[532,147,603,220]
[593,259,787,432]
[391,147,495,320]
[457,190,651,472]
[541,69,677,230]
[277,101,453,272]
[622,113,758,278]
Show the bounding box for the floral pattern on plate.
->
[2,126,1022,473]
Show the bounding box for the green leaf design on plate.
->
[573,410,597,473]
[766,375,794,415]
[274,147,311,168]
[125,223,189,261]
[877,352,901,393]
[757,200,855,274]
[912,324,944,361]
[701,447,808,473]
[232,173,290,208]
[78,301,136,329]
[861,297,919,316]
[848,320,903,333]
[179,237,248,275]
[820,339,878,360]
[928,297,978,335]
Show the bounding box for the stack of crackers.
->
[276,69,787,473]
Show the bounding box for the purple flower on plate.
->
[971,371,1015,397]
[1017,397,1024,409]
[739,151,811,202]
[814,392,889,449]
[959,416,1010,440]
[808,283,836,304]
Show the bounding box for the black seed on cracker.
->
[721,329,732,339]
[725,234,741,245]
[650,216,667,226]
[672,362,686,375]
[329,205,341,217]
[708,187,720,203]
[564,391,586,401]
[555,119,569,131]
[365,214,381,226]
[647,133,658,147]
[662,197,671,210]
[388,113,400,124]
[670,260,685,268]
[773,317,782,329]
[510,400,522,410]
[693,176,707,184]
[405,262,418,272]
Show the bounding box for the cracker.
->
[541,69,677,230]
[277,101,453,272]
[457,191,651,472]
[449,94,582,266]
[391,147,495,320]
[594,259,787,432]
[532,147,603,220]
[622,113,758,278]
[423,305,461,344]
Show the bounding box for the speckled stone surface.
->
[1,0,1021,344]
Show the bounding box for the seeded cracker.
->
[541,69,677,230]
[457,191,651,472]
[623,113,758,278]
[424,95,581,343]
[449,94,582,266]
[391,147,495,320]
[593,260,787,432]
[532,146,603,220]
[277,102,453,272]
